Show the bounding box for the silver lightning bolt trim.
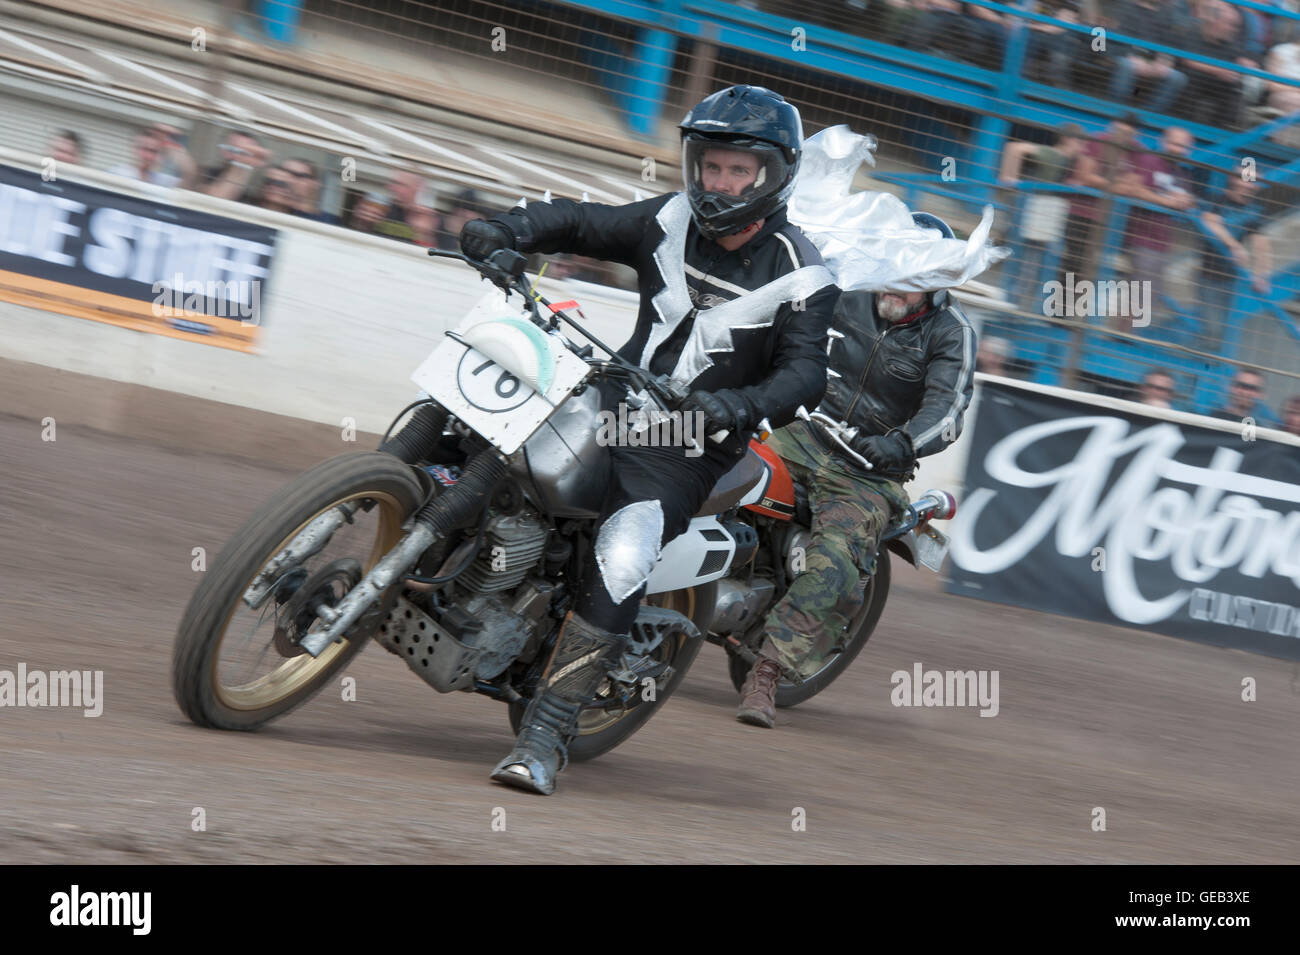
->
[642,193,834,387]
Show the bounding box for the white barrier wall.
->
[0,158,640,435]
[5,159,1291,502]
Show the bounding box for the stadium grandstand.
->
[2,0,1298,421]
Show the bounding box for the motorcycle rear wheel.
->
[173,452,424,731]
[506,583,715,762]
[727,550,892,707]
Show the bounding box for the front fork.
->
[243,502,365,610]
[250,447,507,658]
[296,522,438,657]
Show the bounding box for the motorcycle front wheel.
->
[173,452,424,731]
[727,549,892,707]
[506,583,715,762]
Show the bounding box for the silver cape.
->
[786,125,1010,293]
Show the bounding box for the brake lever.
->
[428,247,523,297]
[643,376,735,446]
[795,406,873,471]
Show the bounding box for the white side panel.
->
[644,516,736,594]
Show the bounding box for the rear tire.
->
[507,584,714,762]
[728,550,892,707]
[173,452,424,731]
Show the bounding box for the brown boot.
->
[736,657,782,728]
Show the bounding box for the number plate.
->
[411,292,589,455]
[913,524,950,573]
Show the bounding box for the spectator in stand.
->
[1282,394,1300,435]
[999,122,1087,311]
[1136,368,1177,408]
[48,130,84,166]
[1109,0,1190,114]
[348,191,389,233]
[373,170,439,246]
[1273,1,1300,47]
[916,0,1008,70]
[1182,0,1257,130]
[1264,35,1300,149]
[110,124,198,189]
[1210,368,1271,422]
[875,0,929,49]
[281,158,340,224]
[1025,0,1090,86]
[256,166,296,214]
[436,188,488,251]
[202,130,271,202]
[1059,113,1142,287]
[976,335,1013,375]
[1198,171,1272,348]
[1239,3,1271,61]
[1118,125,1196,332]
[1240,5,1272,108]
[966,0,1012,68]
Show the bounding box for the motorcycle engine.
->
[459,511,549,593]
[445,510,554,679]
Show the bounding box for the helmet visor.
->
[681,137,794,232]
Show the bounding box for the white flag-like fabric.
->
[786,125,1009,292]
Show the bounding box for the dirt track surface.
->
[2,412,1298,865]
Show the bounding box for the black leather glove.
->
[459,219,515,261]
[680,389,755,439]
[851,430,914,472]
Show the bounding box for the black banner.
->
[946,381,1300,660]
[0,163,277,350]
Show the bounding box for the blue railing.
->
[549,0,1299,411]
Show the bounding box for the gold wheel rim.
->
[212,489,408,710]
[575,588,697,736]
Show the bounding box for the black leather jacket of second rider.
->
[815,288,976,480]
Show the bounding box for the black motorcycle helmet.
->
[679,85,803,239]
[910,210,954,241]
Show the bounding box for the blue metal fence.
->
[546,0,1300,413]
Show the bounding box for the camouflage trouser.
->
[759,420,910,678]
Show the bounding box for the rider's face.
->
[877,291,927,321]
[699,148,761,197]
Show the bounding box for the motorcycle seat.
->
[694,448,765,516]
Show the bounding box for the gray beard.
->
[877,295,912,322]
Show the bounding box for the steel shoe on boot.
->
[490,612,627,795]
[736,656,782,728]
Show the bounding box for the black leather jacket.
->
[490,193,839,455]
[815,289,976,479]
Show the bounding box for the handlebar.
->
[795,406,873,471]
[430,246,701,433]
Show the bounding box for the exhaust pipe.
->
[914,489,958,522]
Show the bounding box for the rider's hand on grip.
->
[851,431,914,472]
[459,219,515,261]
[680,389,753,444]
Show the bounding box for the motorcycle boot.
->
[490,612,628,795]
[736,655,782,728]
